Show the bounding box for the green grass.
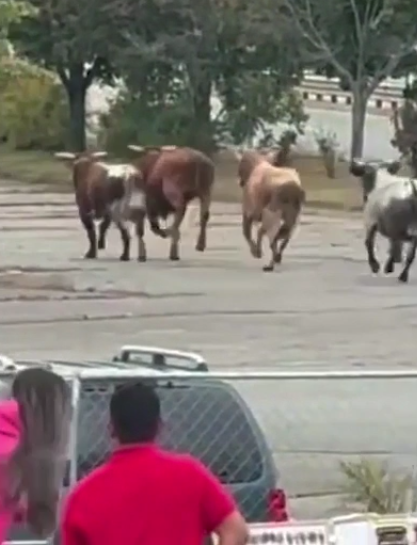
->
[0,145,70,189]
[0,145,363,210]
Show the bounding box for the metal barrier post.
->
[68,376,81,486]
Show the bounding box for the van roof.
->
[0,345,209,379]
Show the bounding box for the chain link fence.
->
[3,368,417,544]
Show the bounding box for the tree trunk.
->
[191,75,213,153]
[350,88,368,160]
[67,84,87,152]
[61,64,87,152]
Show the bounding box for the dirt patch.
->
[0,270,75,291]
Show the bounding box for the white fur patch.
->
[104,163,137,179]
[130,191,145,208]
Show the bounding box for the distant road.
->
[296,105,395,160]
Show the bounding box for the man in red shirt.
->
[61,381,248,545]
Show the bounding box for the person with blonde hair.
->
[0,367,71,543]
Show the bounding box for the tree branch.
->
[281,0,353,85]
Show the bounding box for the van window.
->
[76,380,263,484]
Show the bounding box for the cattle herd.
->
[54,146,417,283]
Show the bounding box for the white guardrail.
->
[213,513,417,545]
[301,73,404,99]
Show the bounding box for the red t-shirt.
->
[61,444,237,545]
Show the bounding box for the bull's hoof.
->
[262,264,274,272]
[369,261,380,274]
[196,241,206,252]
[250,245,262,259]
[398,270,409,283]
[274,254,282,264]
[119,254,130,262]
[138,256,147,262]
[98,240,106,250]
[383,260,394,274]
[169,255,180,261]
[84,251,97,259]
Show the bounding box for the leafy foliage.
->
[0,57,68,150]
[107,0,306,150]
[8,0,126,150]
[280,0,417,157]
[340,458,417,514]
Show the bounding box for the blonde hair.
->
[8,367,71,537]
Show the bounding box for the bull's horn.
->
[54,152,76,160]
[160,145,177,151]
[91,151,108,159]
[128,145,145,152]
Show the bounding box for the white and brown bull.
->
[54,151,147,261]
[234,149,305,272]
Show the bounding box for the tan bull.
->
[234,149,305,272]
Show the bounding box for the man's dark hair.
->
[110,381,161,444]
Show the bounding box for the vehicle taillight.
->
[268,489,289,522]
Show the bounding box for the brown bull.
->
[235,149,305,272]
[54,151,146,261]
[127,145,215,261]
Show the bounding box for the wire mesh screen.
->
[74,373,417,521]
[1,369,416,533]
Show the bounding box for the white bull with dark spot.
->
[350,158,417,283]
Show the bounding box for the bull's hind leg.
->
[274,225,293,265]
[262,209,282,272]
[398,239,417,283]
[80,215,97,259]
[243,214,259,258]
[196,192,211,252]
[168,205,187,261]
[97,213,111,250]
[115,220,131,261]
[365,224,380,274]
[392,240,403,264]
[384,239,400,274]
[135,213,147,262]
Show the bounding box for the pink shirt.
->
[0,399,21,544]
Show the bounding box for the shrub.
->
[0,57,68,150]
[340,458,417,514]
[98,90,197,155]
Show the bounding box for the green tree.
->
[280,0,417,159]
[110,0,306,151]
[9,0,127,151]
[0,0,34,57]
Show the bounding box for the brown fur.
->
[54,151,146,261]
[237,149,305,272]
[129,145,215,261]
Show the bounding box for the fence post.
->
[68,376,81,487]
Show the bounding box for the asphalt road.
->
[1,184,417,519]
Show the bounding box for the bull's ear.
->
[91,151,108,160]
[127,144,145,153]
[386,160,401,175]
[349,159,365,177]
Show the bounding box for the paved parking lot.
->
[1,185,417,519]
